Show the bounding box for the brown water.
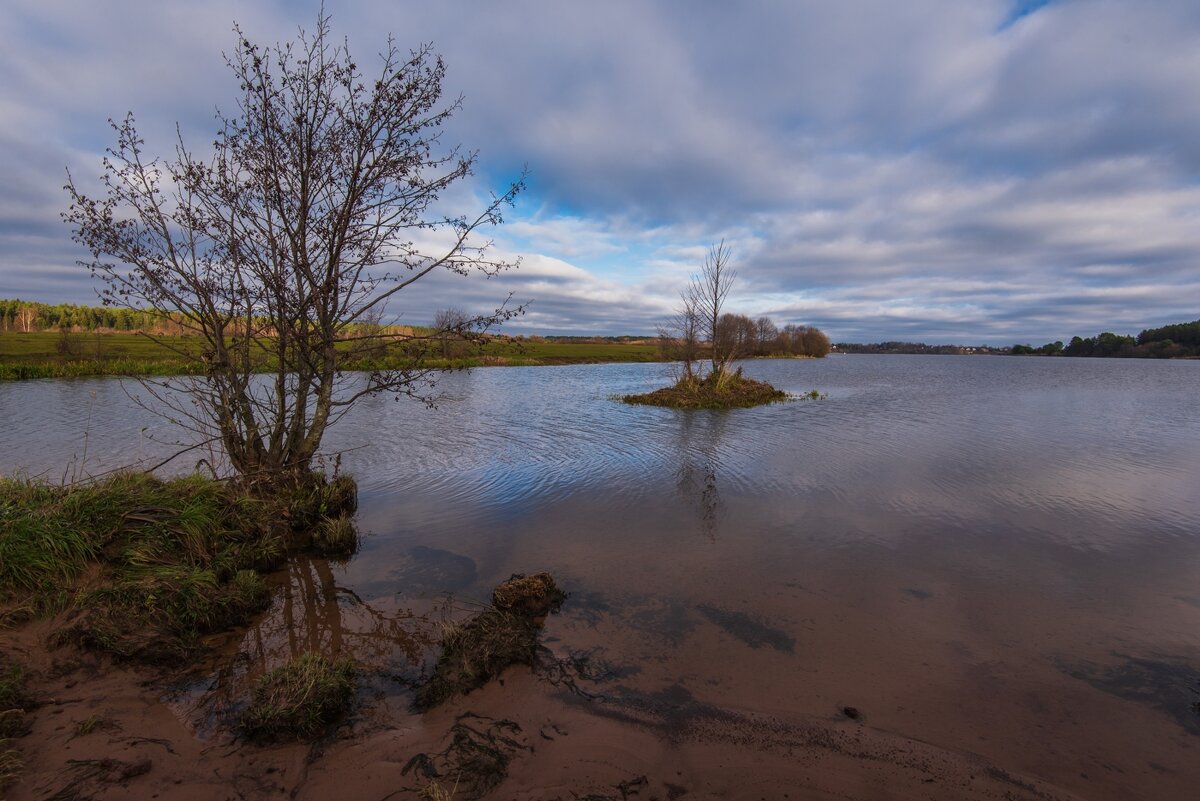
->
[3,355,1199,799]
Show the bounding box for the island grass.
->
[240,653,356,742]
[0,471,358,664]
[623,370,788,409]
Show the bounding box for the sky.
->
[2,0,1199,344]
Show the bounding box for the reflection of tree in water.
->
[674,412,730,541]
[248,557,430,668]
[177,557,434,732]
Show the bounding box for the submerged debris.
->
[491,573,566,616]
[402,713,530,800]
[415,573,566,711]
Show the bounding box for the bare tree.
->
[685,240,737,380]
[754,316,778,354]
[64,14,524,489]
[656,291,702,382]
[432,306,470,358]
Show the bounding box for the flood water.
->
[3,355,1200,800]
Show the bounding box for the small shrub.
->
[241,653,356,742]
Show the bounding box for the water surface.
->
[3,355,1199,799]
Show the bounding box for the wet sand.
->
[0,621,1095,801]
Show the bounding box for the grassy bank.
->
[0,471,363,790]
[0,471,355,662]
[0,332,660,380]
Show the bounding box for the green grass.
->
[0,331,661,380]
[0,332,203,379]
[240,653,356,742]
[0,471,356,665]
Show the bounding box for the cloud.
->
[2,0,1200,343]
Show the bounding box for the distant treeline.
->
[835,342,1005,355]
[0,298,184,333]
[1011,319,1200,359]
[525,335,652,344]
[0,298,418,339]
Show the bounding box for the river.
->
[2,354,1199,799]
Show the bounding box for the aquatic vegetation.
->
[240,653,356,742]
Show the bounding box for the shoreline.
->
[0,471,1088,801]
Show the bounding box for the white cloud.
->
[3,0,1200,343]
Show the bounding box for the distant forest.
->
[835,342,1006,355]
[1010,319,1200,358]
[835,319,1200,359]
[0,298,181,333]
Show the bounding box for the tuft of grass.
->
[0,662,30,739]
[0,747,19,795]
[623,369,788,410]
[240,653,356,742]
[418,776,461,801]
[311,514,359,558]
[287,473,358,531]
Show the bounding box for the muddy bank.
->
[0,553,1124,801]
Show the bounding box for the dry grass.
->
[240,653,356,742]
[418,775,461,801]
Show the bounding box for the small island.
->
[621,241,824,409]
[625,368,788,409]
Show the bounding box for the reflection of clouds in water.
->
[3,356,1199,555]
